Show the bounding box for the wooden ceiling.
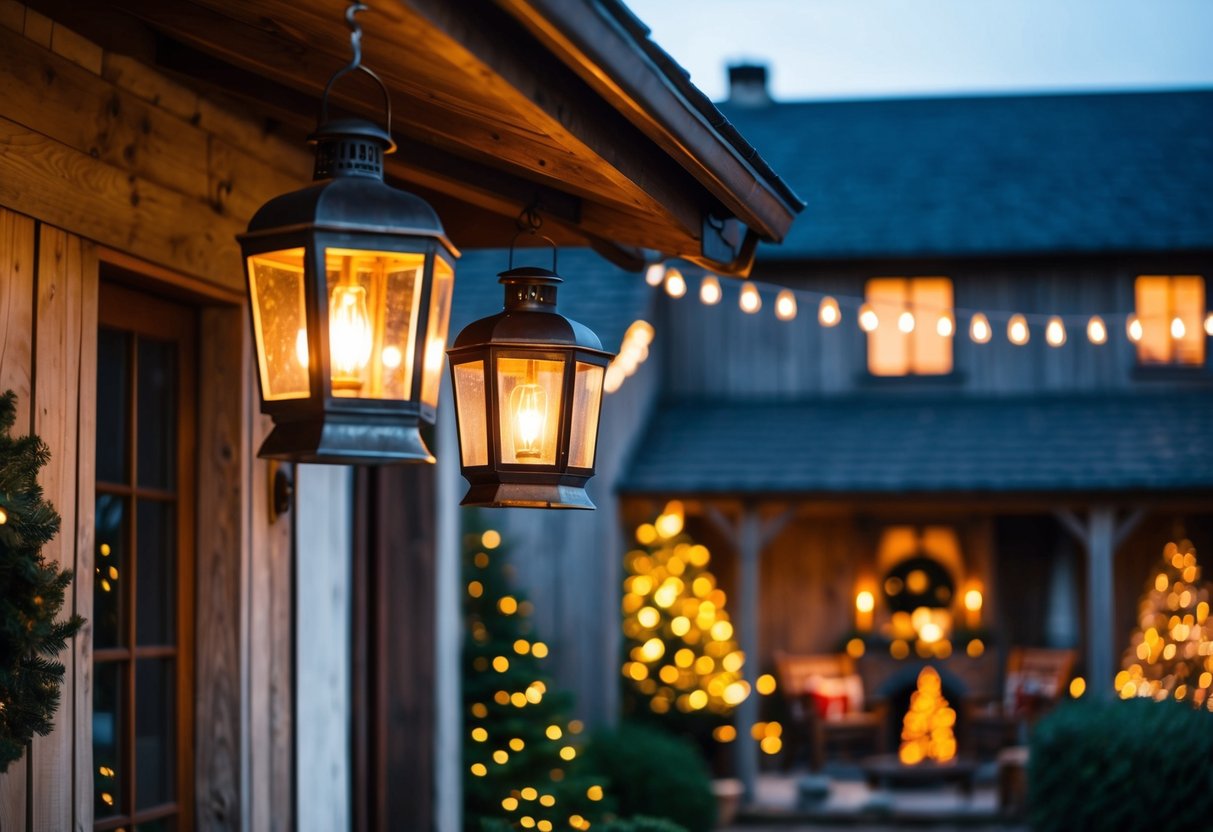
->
[31,0,799,273]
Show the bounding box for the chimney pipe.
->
[727,63,771,108]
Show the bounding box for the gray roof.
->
[720,90,1213,260]
[620,393,1213,496]
[451,248,652,353]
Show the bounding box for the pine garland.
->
[0,390,85,772]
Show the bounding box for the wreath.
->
[0,390,83,772]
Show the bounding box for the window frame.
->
[864,276,955,378]
[1133,275,1206,367]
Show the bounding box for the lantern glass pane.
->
[568,362,604,469]
[421,256,455,409]
[453,360,489,467]
[324,248,425,400]
[496,356,564,465]
[247,248,310,401]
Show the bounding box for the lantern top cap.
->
[309,117,395,154]
[499,266,562,287]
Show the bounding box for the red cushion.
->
[809,690,849,721]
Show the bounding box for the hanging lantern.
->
[448,227,613,509]
[238,5,458,464]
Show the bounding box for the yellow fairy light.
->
[539,794,555,807]
[1087,316,1107,344]
[645,263,665,286]
[1007,314,1029,345]
[897,310,915,333]
[775,290,797,321]
[482,529,501,549]
[493,750,509,764]
[713,725,737,742]
[687,690,708,710]
[855,590,875,613]
[499,596,518,615]
[471,703,488,718]
[492,656,509,673]
[471,727,488,742]
[664,268,687,298]
[468,581,483,598]
[699,275,722,305]
[1069,677,1086,698]
[520,817,535,829]
[521,787,539,801]
[969,313,991,344]
[710,621,733,641]
[739,282,761,314]
[936,312,954,338]
[1126,314,1143,342]
[1170,316,1186,340]
[503,797,519,811]
[964,589,983,612]
[510,692,527,707]
[858,302,879,332]
[1045,316,1066,347]
[586,785,604,801]
[559,746,576,761]
[818,296,841,326]
[510,738,525,751]
[546,724,563,740]
[846,637,865,658]
[470,763,487,776]
[756,674,777,695]
[760,736,782,755]
[1205,312,1213,336]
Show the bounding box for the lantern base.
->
[459,481,595,510]
[259,416,435,465]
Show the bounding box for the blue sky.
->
[625,0,1213,101]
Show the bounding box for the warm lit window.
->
[1135,276,1205,365]
[866,277,953,376]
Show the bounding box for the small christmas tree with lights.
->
[462,520,609,832]
[898,666,957,765]
[0,390,84,772]
[1116,539,1213,710]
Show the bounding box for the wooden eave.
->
[35,0,802,275]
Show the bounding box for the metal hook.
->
[318,3,393,142]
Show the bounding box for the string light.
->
[1045,316,1066,347]
[1087,316,1107,345]
[969,313,991,344]
[644,263,665,287]
[818,296,841,327]
[1007,314,1029,346]
[774,290,797,321]
[699,275,722,305]
[897,310,915,333]
[1170,316,1186,340]
[739,283,761,314]
[936,312,954,338]
[858,303,879,332]
[663,268,686,298]
[1127,314,1143,343]
[1205,312,1213,336]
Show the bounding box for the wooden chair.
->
[965,647,1076,757]
[775,652,886,771]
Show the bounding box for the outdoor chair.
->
[774,651,886,771]
[965,646,1076,757]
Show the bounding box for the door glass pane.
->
[137,339,178,490]
[135,659,176,810]
[96,329,129,484]
[93,661,124,818]
[136,500,176,646]
[496,357,564,465]
[94,494,127,649]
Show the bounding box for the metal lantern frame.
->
[448,233,613,509]
[238,4,459,465]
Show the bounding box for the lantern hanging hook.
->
[508,206,558,272]
[318,3,393,144]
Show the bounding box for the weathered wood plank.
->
[0,206,35,832]
[195,307,245,832]
[70,242,97,832]
[0,0,23,34]
[20,5,49,46]
[30,225,83,832]
[49,22,101,75]
[0,115,245,293]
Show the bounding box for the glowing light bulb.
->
[818,296,841,327]
[1126,314,1143,343]
[645,263,665,286]
[1007,314,1029,345]
[382,345,403,369]
[1045,316,1066,347]
[699,275,722,305]
[964,589,983,611]
[509,372,548,460]
[739,283,761,313]
[969,313,991,344]
[856,591,875,613]
[1087,316,1107,345]
[664,268,686,298]
[775,290,797,321]
[329,284,373,388]
[1205,312,1213,336]
[936,313,954,338]
[898,310,915,333]
[858,303,879,332]
[1170,316,1186,339]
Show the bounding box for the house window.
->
[1135,275,1205,365]
[866,277,953,376]
[94,284,195,830]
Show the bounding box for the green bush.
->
[582,723,714,832]
[1029,698,1213,831]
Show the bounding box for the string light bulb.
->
[1205,312,1213,336]
[1170,316,1186,340]
[774,290,797,321]
[818,296,841,327]
[1045,316,1066,347]
[663,268,686,298]
[1087,316,1107,345]
[858,303,879,332]
[969,313,991,344]
[1126,314,1143,343]
[645,263,665,287]
[936,312,954,338]
[1007,314,1029,346]
[897,310,916,333]
[699,275,722,305]
[739,282,761,314]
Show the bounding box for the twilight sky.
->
[625,0,1213,102]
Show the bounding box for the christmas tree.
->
[620,502,750,725]
[462,520,609,832]
[0,390,84,772]
[898,666,957,765]
[1115,538,1213,710]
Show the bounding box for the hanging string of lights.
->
[645,263,1213,347]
